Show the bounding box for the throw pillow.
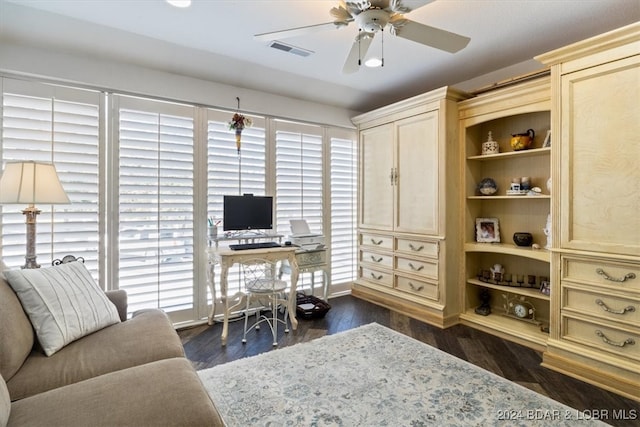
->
[4,261,120,356]
[0,373,9,427]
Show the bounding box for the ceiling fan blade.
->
[343,32,375,74]
[393,19,470,53]
[390,0,435,14]
[254,21,349,42]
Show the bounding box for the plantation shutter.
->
[206,109,266,299]
[113,95,195,321]
[0,79,102,278]
[273,121,323,236]
[329,130,357,284]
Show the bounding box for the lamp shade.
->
[0,161,70,205]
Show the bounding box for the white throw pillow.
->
[4,261,120,356]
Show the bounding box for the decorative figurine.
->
[475,288,491,316]
[543,213,552,249]
[490,264,505,283]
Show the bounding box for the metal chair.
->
[241,258,291,346]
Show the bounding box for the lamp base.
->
[22,206,41,269]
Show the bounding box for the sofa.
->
[0,262,223,427]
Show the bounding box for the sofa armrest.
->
[105,290,128,321]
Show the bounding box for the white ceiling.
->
[1,0,638,112]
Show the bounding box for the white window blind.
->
[115,96,195,319]
[274,121,323,236]
[329,132,357,284]
[206,109,266,299]
[0,79,101,277]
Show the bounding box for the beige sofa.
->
[0,275,223,426]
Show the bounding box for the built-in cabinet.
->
[352,87,469,328]
[457,76,552,352]
[537,22,640,401]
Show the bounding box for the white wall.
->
[0,41,359,129]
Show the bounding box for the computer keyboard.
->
[229,241,282,250]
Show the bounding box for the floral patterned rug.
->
[198,323,604,426]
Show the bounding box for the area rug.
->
[198,323,604,426]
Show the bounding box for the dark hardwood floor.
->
[178,295,638,427]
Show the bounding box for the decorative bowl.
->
[513,232,533,247]
[477,178,498,196]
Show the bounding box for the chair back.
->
[241,258,287,293]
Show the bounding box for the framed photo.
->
[476,218,500,243]
[542,129,551,148]
[540,280,551,296]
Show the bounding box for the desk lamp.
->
[0,161,70,269]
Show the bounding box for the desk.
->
[280,248,329,300]
[207,246,298,346]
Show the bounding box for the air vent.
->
[268,41,313,57]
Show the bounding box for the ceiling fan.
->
[254,0,470,73]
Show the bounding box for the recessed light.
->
[167,0,191,8]
[365,57,383,68]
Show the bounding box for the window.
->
[114,96,195,320]
[329,131,357,284]
[274,121,323,236]
[0,79,102,278]
[1,77,357,325]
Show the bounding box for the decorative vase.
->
[235,129,242,155]
[481,131,499,155]
[513,232,533,247]
[510,128,535,151]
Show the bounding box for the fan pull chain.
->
[358,29,362,67]
[381,28,384,67]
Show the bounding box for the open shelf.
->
[465,242,550,262]
[467,278,550,301]
[459,309,549,351]
[467,147,550,161]
[468,195,550,200]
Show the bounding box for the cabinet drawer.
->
[360,250,393,268]
[296,250,326,268]
[563,316,639,362]
[360,267,393,287]
[396,256,438,280]
[396,238,438,258]
[564,287,639,326]
[396,275,439,300]
[360,233,393,250]
[562,256,639,292]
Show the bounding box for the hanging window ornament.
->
[228,97,252,156]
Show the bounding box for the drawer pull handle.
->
[595,299,636,315]
[595,330,635,348]
[408,282,424,292]
[408,262,424,271]
[371,238,383,246]
[408,244,424,252]
[596,268,636,283]
[370,272,383,280]
[370,255,383,263]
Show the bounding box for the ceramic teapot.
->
[510,128,535,151]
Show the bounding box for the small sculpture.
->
[490,264,505,283]
[543,213,552,249]
[475,288,491,316]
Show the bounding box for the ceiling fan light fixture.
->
[364,57,383,68]
[166,0,191,8]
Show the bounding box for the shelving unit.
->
[458,75,552,351]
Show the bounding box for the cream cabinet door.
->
[395,111,439,235]
[359,123,394,230]
[560,55,640,256]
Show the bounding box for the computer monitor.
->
[222,194,273,231]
